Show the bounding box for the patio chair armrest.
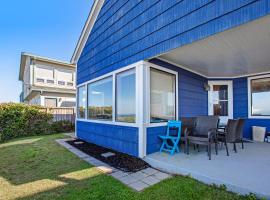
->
[208,129,217,139]
[184,127,193,137]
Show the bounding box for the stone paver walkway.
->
[56,139,171,191]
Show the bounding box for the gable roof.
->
[19,52,75,81]
[71,0,104,64]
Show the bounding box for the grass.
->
[0,134,251,200]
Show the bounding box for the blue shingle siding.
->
[233,78,248,119]
[147,126,167,155]
[77,0,269,85]
[76,121,139,156]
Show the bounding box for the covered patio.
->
[145,142,270,198]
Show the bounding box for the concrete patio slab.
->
[144,142,270,199]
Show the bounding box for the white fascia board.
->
[71,0,104,64]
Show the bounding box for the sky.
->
[0,0,93,103]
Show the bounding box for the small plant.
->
[51,120,74,133]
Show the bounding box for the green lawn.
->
[0,134,252,200]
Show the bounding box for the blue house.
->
[72,0,270,158]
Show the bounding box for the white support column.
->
[136,63,146,158]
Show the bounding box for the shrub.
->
[0,103,53,142]
[51,120,74,133]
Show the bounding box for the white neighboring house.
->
[19,52,76,108]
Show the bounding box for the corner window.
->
[251,77,270,116]
[116,68,136,123]
[77,86,86,118]
[87,77,113,120]
[150,68,176,123]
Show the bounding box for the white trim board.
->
[71,0,104,64]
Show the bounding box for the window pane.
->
[116,69,136,123]
[214,101,228,116]
[77,86,86,118]
[88,77,113,120]
[251,78,270,116]
[150,68,176,123]
[45,98,57,108]
[213,85,228,100]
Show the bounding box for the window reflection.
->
[116,69,136,123]
[87,77,113,120]
[77,86,86,118]
[150,68,176,123]
[251,78,270,116]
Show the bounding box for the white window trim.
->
[77,85,87,119]
[248,74,270,119]
[76,61,144,127]
[144,62,179,128]
[208,80,234,123]
[87,75,113,122]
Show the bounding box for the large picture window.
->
[77,86,86,118]
[251,77,270,116]
[116,69,136,123]
[87,77,113,120]
[150,68,176,123]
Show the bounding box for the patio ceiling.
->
[157,15,270,78]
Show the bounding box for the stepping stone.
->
[74,141,84,145]
[101,152,115,158]
[110,171,128,179]
[153,172,171,180]
[118,175,138,185]
[141,168,158,176]
[130,171,148,180]
[141,176,160,186]
[129,181,149,191]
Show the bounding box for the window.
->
[36,78,45,83]
[87,77,113,120]
[67,82,74,87]
[47,79,54,84]
[212,85,228,116]
[44,98,57,108]
[116,69,136,123]
[58,81,65,85]
[150,68,176,123]
[250,77,270,116]
[77,86,86,118]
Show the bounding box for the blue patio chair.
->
[159,120,182,155]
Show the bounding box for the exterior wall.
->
[33,61,76,90]
[29,94,41,105]
[40,92,76,107]
[76,121,139,156]
[77,0,270,85]
[76,1,270,156]
[22,58,32,99]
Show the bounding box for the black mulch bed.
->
[67,139,150,173]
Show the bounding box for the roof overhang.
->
[19,52,76,81]
[156,15,270,78]
[71,0,104,64]
[24,86,76,101]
